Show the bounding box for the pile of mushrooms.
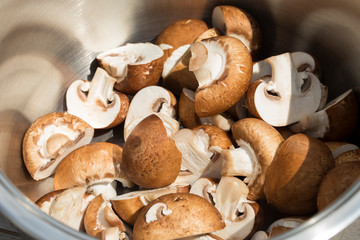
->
[21,4,360,240]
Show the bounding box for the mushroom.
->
[266,217,305,237]
[48,186,95,231]
[22,112,94,180]
[213,177,262,240]
[84,194,128,239]
[155,18,208,60]
[53,142,133,199]
[246,52,326,127]
[122,114,182,188]
[35,189,65,214]
[179,234,224,240]
[220,118,284,200]
[289,89,359,141]
[132,193,225,240]
[189,178,217,204]
[101,227,129,240]
[325,141,359,159]
[173,124,232,178]
[123,85,179,141]
[264,133,335,215]
[178,88,235,131]
[66,67,129,129]
[317,161,360,211]
[111,184,190,225]
[189,36,253,117]
[97,43,165,95]
[212,5,261,57]
[334,148,360,166]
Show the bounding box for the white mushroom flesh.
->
[190,178,217,204]
[88,181,117,199]
[162,44,190,78]
[145,203,172,223]
[267,218,304,233]
[332,144,359,159]
[95,201,114,231]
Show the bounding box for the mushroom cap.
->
[53,142,129,190]
[155,18,209,59]
[35,189,65,214]
[226,118,284,200]
[133,193,225,240]
[111,184,190,225]
[192,125,233,151]
[264,133,335,215]
[325,141,359,159]
[191,36,253,117]
[317,161,360,211]
[97,43,165,95]
[22,112,94,181]
[212,5,261,57]
[179,88,201,128]
[335,148,360,166]
[122,114,182,188]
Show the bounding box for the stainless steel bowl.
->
[0,0,359,239]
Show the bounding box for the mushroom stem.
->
[87,181,118,199]
[145,203,172,223]
[84,68,117,109]
[289,110,329,137]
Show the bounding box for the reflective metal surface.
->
[0,0,359,239]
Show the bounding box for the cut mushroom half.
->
[97,43,164,95]
[133,193,225,240]
[220,118,284,200]
[48,186,95,231]
[66,67,129,129]
[189,178,217,205]
[246,52,325,127]
[289,89,359,141]
[35,189,65,214]
[53,142,133,199]
[325,141,359,159]
[123,86,179,140]
[22,112,94,181]
[212,5,261,56]
[266,217,305,237]
[213,177,260,240]
[84,194,128,239]
[335,148,360,166]
[111,184,190,225]
[179,88,234,131]
[173,125,232,178]
[189,36,253,117]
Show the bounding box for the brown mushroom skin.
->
[264,133,334,215]
[106,92,130,128]
[122,114,182,188]
[192,125,233,150]
[179,89,201,128]
[317,161,360,211]
[335,148,360,166]
[133,193,225,240]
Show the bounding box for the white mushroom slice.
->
[289,89,359,140]
[22,112,94,181]
[179,234,224,240]
[213,177,256,240]
[162,44,191,79]
[145,203,173,223]
[49,186,95,231]
[267,218,305,237]
[190,178,217,204]
[172,170,200,185]
[189,36,252,117]
[124,86,178,140]
[87,181,118,200]
[66,67,129,129]
[246,52,323,127]
[250,231,269,240]
[97,43,164,95]
[35,189,65,214]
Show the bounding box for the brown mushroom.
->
[264,133,335,215]
[35,189,65,214]
[97,43,165,95]
[325,141,359,159]
[66,67,129,129]
[122,114,182,188]
[22,112,94,180]
[133,193,225,240]
[53,142,133,199]
[335,148,360,166]
[317,161,360,211]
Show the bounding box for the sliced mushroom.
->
[189,36,253,117]
[267,217,305,237]
[111,184,190,225]
[289,89,359,141]
[178,233,224,240]
[246,52,325,127]
[335,148,360,166]
[220,118,284,200]
[317,161,360,211]
[264,133,335,215]
[22,112,94,180]
[123,85,179,140]
[173,125,232,178]
[101,227,128,240]
[84,194,127,239]
[213,177,261,240]
[189,178,217,204]
[325,141,359,159]
[97,43,165,95]
[133,193,225,240]
[53,142,133,199]
[49,186,95,231]
[66,67,129,129]
[179,88,234,131]
[212,5,261,56]
[35,189,65,214]
[122,114,182,188]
